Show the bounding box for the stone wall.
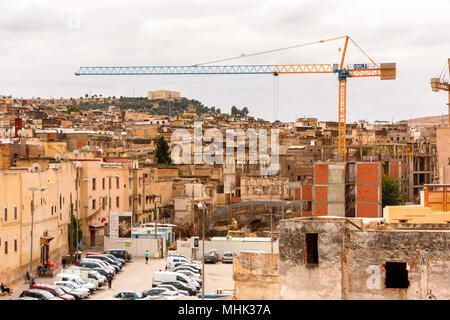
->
[279,217,450,300]
[233,252,280,300]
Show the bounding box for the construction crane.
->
[430,58,450,126]
[75,35,396,161]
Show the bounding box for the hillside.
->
[405,114,449,127]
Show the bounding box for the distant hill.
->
[404,114,449,127]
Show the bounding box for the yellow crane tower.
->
[430,58,450,126]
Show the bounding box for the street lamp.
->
[197,203,206,301]
[28,186,47,288]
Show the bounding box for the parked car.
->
[143,288,170,297]
[55,273,97,293]
[58,286,83,300]
[81,258,116,275]
[31,283,75,300]
[104,249,131,261]
[85,255,122,271]
[166,256,200,270]
[87,252,124,267]
[63,266,102,287]
[171,265,201,275]
[112,291,147,300]
[204,250,220,263]
[160,281,197,296]
[19,289,64,300]
[221,252,234,263]
[152,272,198,294]
[104,253,126,266]
[155,284,189,296]
[176,270,202,285]
[54,281,90,298]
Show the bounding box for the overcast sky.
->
[1,0,449,123]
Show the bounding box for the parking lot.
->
[2,256,234,300]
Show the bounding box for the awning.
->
[40,237,54,247]
[89,224,105,231]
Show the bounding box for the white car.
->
[54,280,90,298]
[55,273,97,292]
[155,284,189,296]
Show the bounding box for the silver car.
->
[221,252,234,263]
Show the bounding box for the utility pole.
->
[202,205,205,301]
[29,187,47,288]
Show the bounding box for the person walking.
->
[145,250,149,264]
[107,273,113,290]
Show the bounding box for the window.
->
[305,233,318,265]
[385,262,409,289]
[116,196,119,208]
[4,241,7,254]
[60,195,62,210]
[92,199,96,210]
[109,177,111,189]
[116,177,119,189]
[109,197,111,209]
[14,239,17,252]
[92,178,96,190]
[102,178,105,190]
[4,208,7,222]
[14,207,17,220]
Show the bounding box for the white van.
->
[152,272,198,292]
[55,273,97,293]
[63,266,101,288]
[166,256,200,270]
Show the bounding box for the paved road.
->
[2,257,234,300]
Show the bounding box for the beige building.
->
[147,90,180,100]
[0,161,76,285]
[76,159,130,247]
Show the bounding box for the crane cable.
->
[439,60,449,81]
[194,36,347,66]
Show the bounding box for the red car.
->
[31,283,75,300]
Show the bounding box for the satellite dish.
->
[17,129,24,136]
[145,159,151,164]
[30,163,42,173]
[54,153,61,161]
[63,155,68,161]
[73,149,80,157]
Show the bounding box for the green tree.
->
[66,106,81,114]
[242,107,249,116]
[155,136,172,165]
[382,175,402,207]
[68,215,83,250]
[231,106,238,115]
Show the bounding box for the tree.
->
[68,215,82,251]
[155,136,172,165]
[231,106,238,115]
[242,107,249,116]
[382,175,402,207]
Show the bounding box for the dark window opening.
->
[385,262,409,289]
[305,233,318,266]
